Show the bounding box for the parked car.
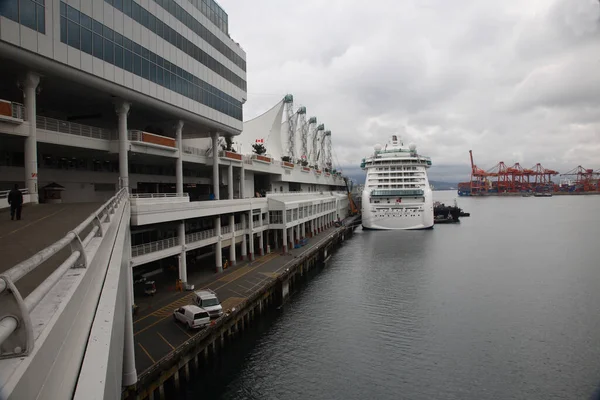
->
[193,289,223,319]
[173,305,210,329]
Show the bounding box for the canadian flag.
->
[255,138,264,143]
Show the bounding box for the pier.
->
[125,216,360,400]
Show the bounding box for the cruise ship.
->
[360,135,433,229]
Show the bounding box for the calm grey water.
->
[184,191,600,400]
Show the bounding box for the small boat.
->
[533,192,552,197]
[522,193,532,197]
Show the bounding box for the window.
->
[2,0,45,33]
[81,28,92,54]
[58,2,243,120]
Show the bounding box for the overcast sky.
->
[220,0,600,182]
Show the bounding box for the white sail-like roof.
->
[240,99,285,159]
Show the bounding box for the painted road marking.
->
[221,297,245,312]
[134,253,278,336]
[137,342,156,363]
[134,253,277,325]
[218,266,252,282]
[0,207,66,239]
[174,321,192,338]
[157,332,175,350]
[150,293,194,317]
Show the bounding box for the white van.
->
[193,289,223,319]
[173,305,210,329]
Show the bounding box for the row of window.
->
[104,0,244,72]
[59,3,242,121]
[185,0,228,35]
[1,0,45,33]
[374,167,421,171]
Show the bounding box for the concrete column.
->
[178,221,187,284]
[228,163,234,199]
[175,120,184,195]
[295,224,300,243]
[248,211,254,260]
[259,231,264,255]
[229,214,236,266]
[274,229,279,251]
[215,217,222,272]
[211,132,220,199]
[115,100,131,192]
[241,213,247,260]
[282,227,287,254]
[22,72,40,203]
[301,222,305,239]
[240,164,246,199]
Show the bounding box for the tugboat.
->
[434,199,470,224]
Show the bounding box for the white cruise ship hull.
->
[361,188,434,230]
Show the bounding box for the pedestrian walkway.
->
[0,202,100,296]
[132,225,341,374]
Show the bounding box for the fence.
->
[130,193,190,199]
[36,115,113,140]
[0,188,29,199]
[0,188,127,358]
[131,237,180,257]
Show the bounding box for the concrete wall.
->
[74,202,132,399]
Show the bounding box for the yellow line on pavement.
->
[137,342,156,363]
[0,208,65,239]
[134,253,278,336]
[157,332,175,350]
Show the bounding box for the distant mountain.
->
[430,181,458,190]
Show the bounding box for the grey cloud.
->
[221,0,600,176]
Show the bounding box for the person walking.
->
[8,184,23,220]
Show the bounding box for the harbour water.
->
[183,191,600,399]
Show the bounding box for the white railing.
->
[0,188,29,199]
[0,188,127,358]
[128,130,142,141]
[131,236,179,257]
[243,155,253,165]
[222,225,231,234]
[35,115,113,140]
[235,222,243,231]
[185,228,216,244]
[130,193,190,199]
[12,102,25,120]
[182,145,206,156]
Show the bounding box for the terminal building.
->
[0,0,348,298]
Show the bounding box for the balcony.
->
[370,189,425,197]
[0,100,24,124]
[36,116,113,140]
[129,130,177,150]
[282,161,295,169]
[219,150,242,162]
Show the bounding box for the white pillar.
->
[228,163,234,199]
[211,132,219,199]
[240,164,246,199]
[301,222,305,239]
[295,224,300,243]
[274,229,279,251]
[215,217,222,272]
[241,213,247,260]
[115,101,131,192]
[259,231,264,256]
[22,72,40,203]
[282,227,287,254]
[178,221,187,284]
[248,211,254,260]
[175,120,184,195]
[229,214,236,265]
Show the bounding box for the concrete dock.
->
[128,217,359,399]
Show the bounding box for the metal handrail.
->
[185,228,216,244]
[131,237,179,257]
[0,188,127,356]
[130,193,190,199]
[35,115,113,140]
[11,102,24,120]
[0,188,29,199]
